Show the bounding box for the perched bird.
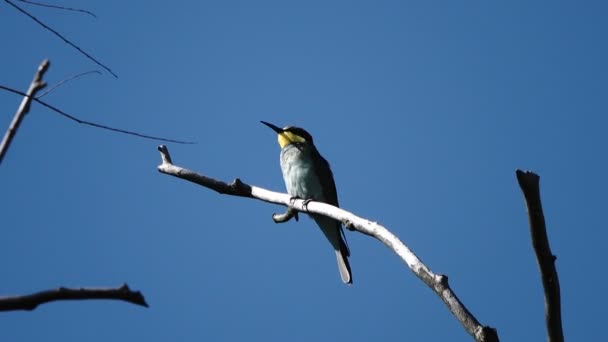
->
[261,121,352,284]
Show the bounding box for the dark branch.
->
[5,0,116,77]
[37,70,101,98]
[0,59,49,165]
[0,284,148,311]
[0,85,195,144]
[516,170,564,342]
[17,0,97,18]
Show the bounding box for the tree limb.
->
[0,59,49,165]
[0,284,148,311]
[0,84,195,145]
[157,145,499,342]
[516,170,564,342]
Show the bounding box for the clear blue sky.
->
[2,1,606,341]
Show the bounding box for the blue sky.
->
[1,1,607,341]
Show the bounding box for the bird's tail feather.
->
[314,215,353,284]
[336,246,352,284]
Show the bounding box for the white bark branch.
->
[0,59,49,165]
[157,145,498,342]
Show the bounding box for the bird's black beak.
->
[260,121,283,134]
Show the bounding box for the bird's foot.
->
[302,199,313,211]
[287,196,302,221]
[291,207,299,221]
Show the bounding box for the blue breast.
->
[280,144,323,200]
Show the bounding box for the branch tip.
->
[476,326,499,342]
[272,208,297,223]
[516,169,540,187]
[39,59,50,72]
[158,145,173,165]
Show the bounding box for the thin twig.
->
[37,70,101,98]
[156,145,499,342]
[17,0,97,18]
[0,60,49,165]
[516,170,564,342]
[5,0,117,78]
[0,85,195,144]
[0,284,148,311]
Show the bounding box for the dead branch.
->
[37,70,101,98]
[0,59,49,165]
[0,284,148,311]
[516,170,564,342]
[5,0,116,77]
[17,0,97,18]
[157,145,499,342]
[0,84,195,145]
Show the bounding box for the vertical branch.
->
[516,170,564,342]
[0,59,50,165]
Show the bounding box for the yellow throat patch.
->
[278,131,306,148]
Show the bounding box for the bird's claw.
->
[286,197,300,221]
[290,207,299,221]
[288,196,313,212]
[302,199,313,211]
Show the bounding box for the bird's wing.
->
[312,148,350,255]
[313,149,339,207]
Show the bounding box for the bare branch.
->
[516,170,564,342]
[0,59,49,165]
[17,0,97,18]
[5,0,116,77]
[0,84,195,145]
[157,145,499,342]
[37,70,101,98]
[0,284,148,311]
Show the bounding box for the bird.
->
[261,121,352,284]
